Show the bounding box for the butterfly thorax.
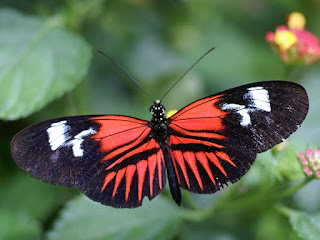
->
[149,100,169,143]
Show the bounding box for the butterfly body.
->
[148,100,182,204]
[11,81,309,208]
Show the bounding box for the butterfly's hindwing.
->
[79,116,167,208]
[81,138,166,208]
[168,124,257,193]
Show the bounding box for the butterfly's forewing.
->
[11,115,166,208]
[11,116,102,186]
[168,81,309,193]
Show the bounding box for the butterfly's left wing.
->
[168,81,308,193]
[11,115,166,208]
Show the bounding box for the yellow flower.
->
[274,30,297,51]
[287,12,306,30]
[166,110,178,118]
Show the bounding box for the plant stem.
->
[275,178,312,199]
[275,204,298,217]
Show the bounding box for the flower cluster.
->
[298,149,320,178]
[265,12,320,65]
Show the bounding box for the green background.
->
[0,1,320,239]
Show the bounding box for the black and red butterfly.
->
[11,50,309,208]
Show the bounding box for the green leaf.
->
[0,209,40,240]
[47,195,184,240]
[290,211,320,240]
[0,9,91,120]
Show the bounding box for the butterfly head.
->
[150,100,166,119]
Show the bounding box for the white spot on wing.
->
[67,127,97,157]
[47,121,97,158]
[47,120,70,150]
[245,86,271,112]
[221,103,251,126]
[221,86,271,127]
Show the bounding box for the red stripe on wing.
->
[170,94,224,120]
[137,160,148,202]
[205,152,228,177]
[125,165,136,201]
[184,151,203,190]
[90,116,150,162]
[170,122,225,140]
[170,150,187,186]
[196,152,216,185]
[148,154,157,197]
[101,172,116,192]
[112,168,126,197]
[170,135,225,149]
[216,151,237,167]
[157,150,165,189]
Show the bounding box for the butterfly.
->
[11,78,309,208]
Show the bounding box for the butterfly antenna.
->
[97,50,155,103]
[160,47,215,102]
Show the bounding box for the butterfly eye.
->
[161,105,166,111]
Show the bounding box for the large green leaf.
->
[47,195,184,240]
[290,211,320,240]
[0,9,91,120]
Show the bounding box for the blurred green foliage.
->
[0,1,320,239]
